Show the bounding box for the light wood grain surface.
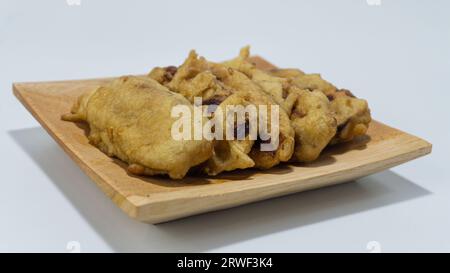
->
[13,57,432,223]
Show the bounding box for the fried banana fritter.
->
[267,68,371,144]
[62,76,213,179]
[222,47,337,162]
[222,47,292,111]
[210,63,295,169]
[288,87,337,161]
[150,51,232,105]
[151,51,256,175]
[62,46,372,179]
[202,93,256,175]
[152,50,295,173]
[328,92,371,144]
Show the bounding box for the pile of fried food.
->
[62,47,371,179]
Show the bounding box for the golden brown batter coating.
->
[267,67,371,144]
[62,76,213,179]
[222,47,337,162]
[202,93,257,175]
[150,51,232,105]
[62,46,372,179]
[152,50,295,173]
[288,87,337,162]
[329,93,371,144]
[209,64,295,169]
[150,52,256,175]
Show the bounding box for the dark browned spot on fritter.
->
[291,108,307,119]
[120,76,130,83]
[202,96,226,106]
[339,89,356,98]
[278,133,286,146]
[282,88,288,99]
[269,68,281,73]
[163,66,178,82]
[136,83,151,89]
[337,120,349,132]
[203,95,228,114]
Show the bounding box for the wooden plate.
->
[13,57,432,223]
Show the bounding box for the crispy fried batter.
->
[329,94,371,144]
[289,87,337,161]
[210,63,295,169]
[148,65,178,85]
[156,50,295,173]
[222,47,337,162]
[267,67,371,144]
[62,76,213,179]
[202,93,256,175]
[269,68,305,78]
[152,51,256,175]
[63,46,372,179]
[153,51,232,104]
[222,46,292,111]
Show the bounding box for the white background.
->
[0,0,449,252]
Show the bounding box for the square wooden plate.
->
[13,57,432,223]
